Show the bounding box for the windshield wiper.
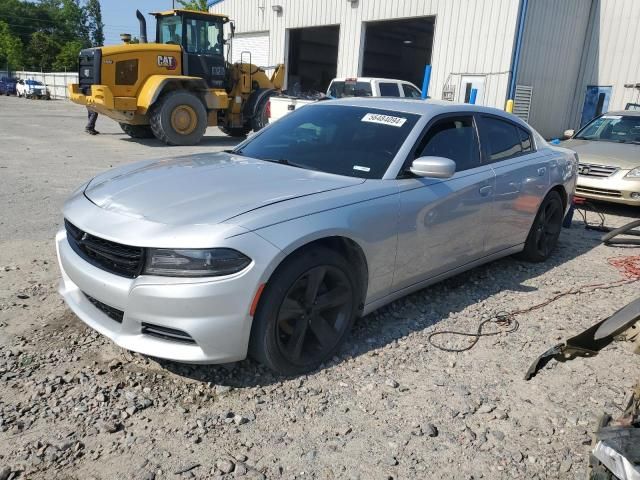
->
[260,157,315,171]
[224,149,245,155]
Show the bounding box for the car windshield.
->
[26,80,43,86]
[327,81,373,98]
[235,105,420,179]
[575,114,640,144]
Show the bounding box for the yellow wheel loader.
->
[68,9,284,145]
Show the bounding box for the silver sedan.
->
[56,98,577,375]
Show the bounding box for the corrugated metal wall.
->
[516,0,593,138]
[569,0,640,127]
[211,0,520,109]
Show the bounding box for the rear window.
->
[327,81,373,98]
[379,82,401,97]
[236,105,420,179]
[482,116,523,162]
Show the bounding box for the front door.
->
[393,114,495,291]
[580,86,612,127]
[183,16,226,88]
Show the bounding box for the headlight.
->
[625,167,640,178]
[144,248,251,277]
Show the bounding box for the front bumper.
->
[56,229,266,364]
[576,171,640,206]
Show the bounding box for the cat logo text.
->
[157,55,177,70]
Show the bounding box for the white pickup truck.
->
[267,77,422,124]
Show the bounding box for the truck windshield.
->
[575,115,640,144]
[328,81,373,98]
[157,16,183,45]
[235,105,420,179]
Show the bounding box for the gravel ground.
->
[0,96,639,480]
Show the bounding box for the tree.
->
[176,0,209,12]
[84,0,103,47]
[27,31,60,70]
[0,21,23,70]
[53,39,83,70]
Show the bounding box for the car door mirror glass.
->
[563,129,575,139]
[410,156,456,179]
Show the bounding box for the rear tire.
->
[119,123,155,139]
[150,90,207,146]
[518,191,564,262]
[250,93,273,132]
[218,125,251,137]
[249,247,358,376]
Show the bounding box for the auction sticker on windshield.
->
[362,113,407,127]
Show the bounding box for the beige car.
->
[563,110,640,206]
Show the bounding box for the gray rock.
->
[234,414,249,426]
[425,424,438,437]
[385,378,399,389]
[174,463,200,475]
[216,459,235,474]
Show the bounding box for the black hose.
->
[602,219,640,246]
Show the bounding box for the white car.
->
[17,79,50,99]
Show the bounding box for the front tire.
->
[249,247,358,376]
[518,191,564,262]
[120,123,155,139]
[218,125,251,137]
[150,90,207,146]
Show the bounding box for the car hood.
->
[563,139,640,169]
[84,152,364,226]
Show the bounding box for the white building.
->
[210,0,640,138]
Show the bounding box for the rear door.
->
[392,114,495,291]
[476,114,550,253]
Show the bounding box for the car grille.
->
[576,186,623,198]
[84,293,124,323]
[65,220,144,278]
[578,163,618,178]
[78,47,101,95]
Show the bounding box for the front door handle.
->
[538,167,547,176]
[479,185,493,197]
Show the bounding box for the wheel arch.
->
[548,184,569,212]
[259,234,370,314]
[137,75,210,114]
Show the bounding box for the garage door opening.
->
[287,25,339,94]
[362,17,435,88]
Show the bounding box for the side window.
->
[402,83,422,98]
[379,82,401,97]
[416,116,480,172]
[518,127,533,153]
[481,116,523,162]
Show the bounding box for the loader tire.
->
[218,125,251,137]
[119,123,155,139]
[150,90,207,146]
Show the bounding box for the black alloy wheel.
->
[519,191,564,262]
[249,247,359,375]
[276,265,353,366]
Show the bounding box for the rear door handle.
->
[538,167,547,176]
[479,185,493,197]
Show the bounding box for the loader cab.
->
[154,10,229,88]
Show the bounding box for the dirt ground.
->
[0,96,639,480]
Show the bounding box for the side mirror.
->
[409,156,456,179]
[229,21,236,38]
[563,129,575,140]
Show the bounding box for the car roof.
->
[606,110,640,117]
[312,97,519,119]
[332,77,415,83]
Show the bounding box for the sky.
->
[100,1,178,45]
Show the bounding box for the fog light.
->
[631,192,640,200]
